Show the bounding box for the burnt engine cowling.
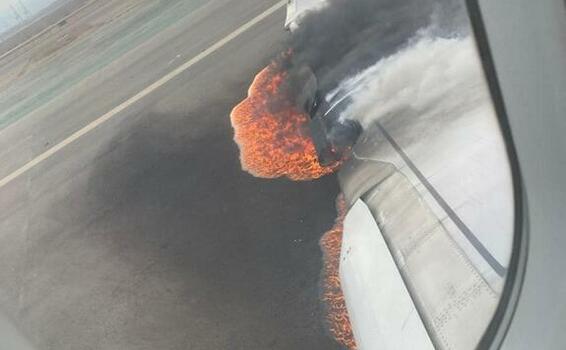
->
[309,106,362,166]
[289,64,362,166]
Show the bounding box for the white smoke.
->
[331,34,490,128]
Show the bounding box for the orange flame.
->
[230,61,339,181]
[231,61,355,348]
[320,195,357,350]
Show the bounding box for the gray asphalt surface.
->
[0,1,342,349]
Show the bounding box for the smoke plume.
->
[337,35,489,128]
[285,0,468,96]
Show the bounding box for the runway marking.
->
[0,0,287,190]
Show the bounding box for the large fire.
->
[320,195,357,350]
[230,61,355,348]
[230,61,339,181]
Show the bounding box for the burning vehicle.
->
[231,0,549,349]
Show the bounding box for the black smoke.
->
[285,0,468,96]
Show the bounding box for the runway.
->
[0,1,342,349]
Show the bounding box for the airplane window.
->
[0,0,519,349]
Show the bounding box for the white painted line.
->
[0,0,287,190]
